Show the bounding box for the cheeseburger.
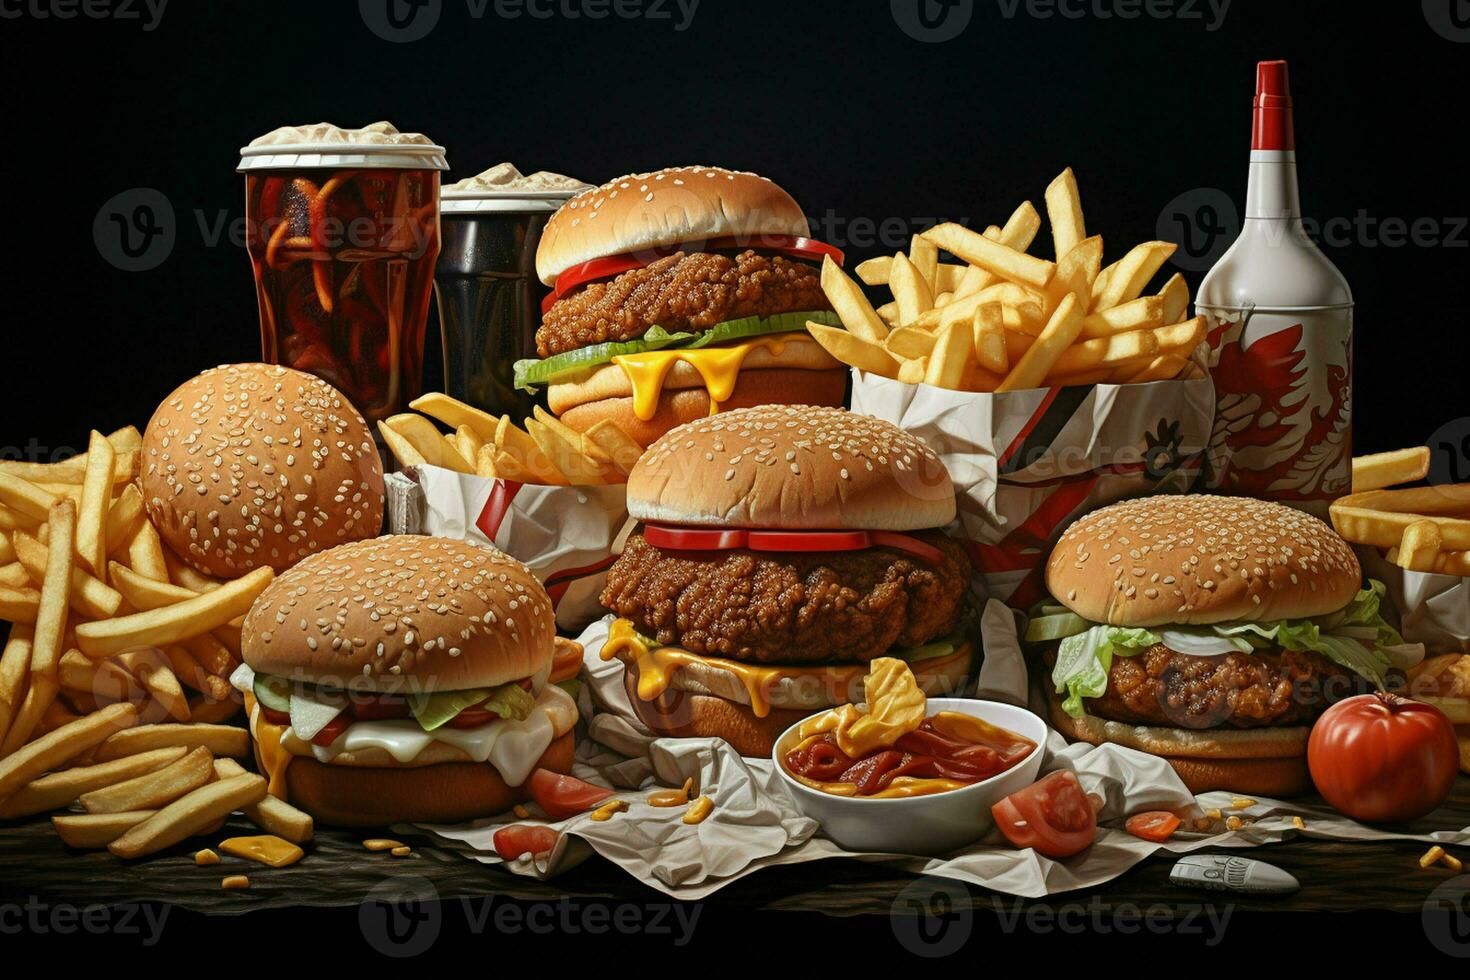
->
[599,405,974,757]
[1032,495,1413,796]
[232,535,578,826]
[518,165,847,448]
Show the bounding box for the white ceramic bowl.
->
[772,698,1047,856]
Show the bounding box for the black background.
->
[3,0,1469,959]
[2,0,1467,461]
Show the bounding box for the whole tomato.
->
[1307,692,1459,823]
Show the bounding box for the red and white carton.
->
[385,467,630,633]
[850,367,1215,608]
[1197,60,1354,515]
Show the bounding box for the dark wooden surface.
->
[4,779,1467,918]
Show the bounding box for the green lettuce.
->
[1051,625,1160,717]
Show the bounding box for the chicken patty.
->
[1072,643,1363,729]
[536,250,829,358]
[600,532,971,664]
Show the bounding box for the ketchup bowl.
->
[772,698,1047,856]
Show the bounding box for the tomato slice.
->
[642,525,748,551]
[310,714,353,748]
[869,531,946,566]
[260,705,291,726]
[528,768,614,820]
[991,770,1097,858]
[543,235,845,311]
[1125,811,1182,843]
[747,530,870,551]
[642,524,944,565]
[493,824,560,861]
[445,705,502,729]
[349,693,410,721]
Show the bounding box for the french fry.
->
[1385,547,1470,577]
[58,648,144,705]
[0,532,13,566]
[525,416,601,486]
[0,746,189,819]
[998,293,1084,392]
[214,758,314,843]
[185,695,241,725]
[14,531,122,620]
[181,632,237,679]
[884,325,938,360]
[889,251,933,324]
[167,642,232,699]
[1051,327,1160,377]
[382,414,473,473]
[1352,447,1431,494]
[820,255,888,342]
[378,420,427,467]
[856,257,969,292]
[924,320,974,390]
[1157,272,1190,326]
[0,626,32,748]
[30,499,75,677]
[1331,484,1470,548]
[0,674,59,756]
[1123,354,1189,384]
[109,772,267,859]
[0,563,26,589]
[76,430,114,578]
[531,406,619,484]
[453,425,484,467]
[111,649,189,722]
[807,323,900,377]
[1045,167,1086,257]
[922,223,1056,288]
[162,551,223,593]
[81,744,213,814]
[0,701,137,803]
[972,304,1009,376]
[1091,241,1177,311]
[54,810,156,849]
[109,561,197,610]
[0,505,38,533]
[1045,235,1103,314]
[1081,295,1165,339]
[407,393,500,442]
[0,587,40,623]
[909,234,940,294]
[0,472,57,524]
[93,722,249,763]
[76,565,273,659]
[1398,520,1444,573]
[125,519,169,582]
[582,421,643,476]
[105,484,146,557]
[951,225,1003,300]
[896,357,929,384]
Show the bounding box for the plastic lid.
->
[237,121,447,172]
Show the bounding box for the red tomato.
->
[991,770,1097,858]
[310,714,352,747]
[349,694,410,721]
[528,768,614,820]
[1307,692,1459,823]
[493,824,559,861]
[1125,811,1182,843]
[641,524,945,566]
[642,525,748,551]
[445,705,501,729]
[260,706,291,726]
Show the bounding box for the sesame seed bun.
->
[241,535,555,692]
[1046,495,1361,627]
[625,405,956,531]
[142,363,385,578]
[535,165,811,286]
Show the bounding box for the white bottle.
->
[1197,60,1353,515]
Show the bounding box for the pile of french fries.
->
[1333,447,1470,575]
[807,167,1207,392]
[0,428,278,774]
[0,708,313,857]
[379,392,642,485]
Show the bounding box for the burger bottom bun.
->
[556,368,847,448]
[620,644,975,758]
[272,731,575,827]
[1043,685,1311,797]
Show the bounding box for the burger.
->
[517,165,848,448]
[141,362,385,577]
[231,535,580,826]
[1032,494,1412,796]
[598,404,975,757]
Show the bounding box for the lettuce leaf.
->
[1052,625,1160,718]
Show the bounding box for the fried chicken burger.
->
[598,405,975,757]
[1030,495,1416,796]
[232,535,579,826]
[518,165,848,448]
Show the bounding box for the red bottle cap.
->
[1252,59,1295,151]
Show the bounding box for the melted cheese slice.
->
[612,333,808,421]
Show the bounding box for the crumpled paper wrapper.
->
[1361,545,1470,653]
[849,369,1215,609]
[410,600,1470,899]
[385,466,629,633]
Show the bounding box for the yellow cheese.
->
[219,834,304,868]
[611,333,807,421]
